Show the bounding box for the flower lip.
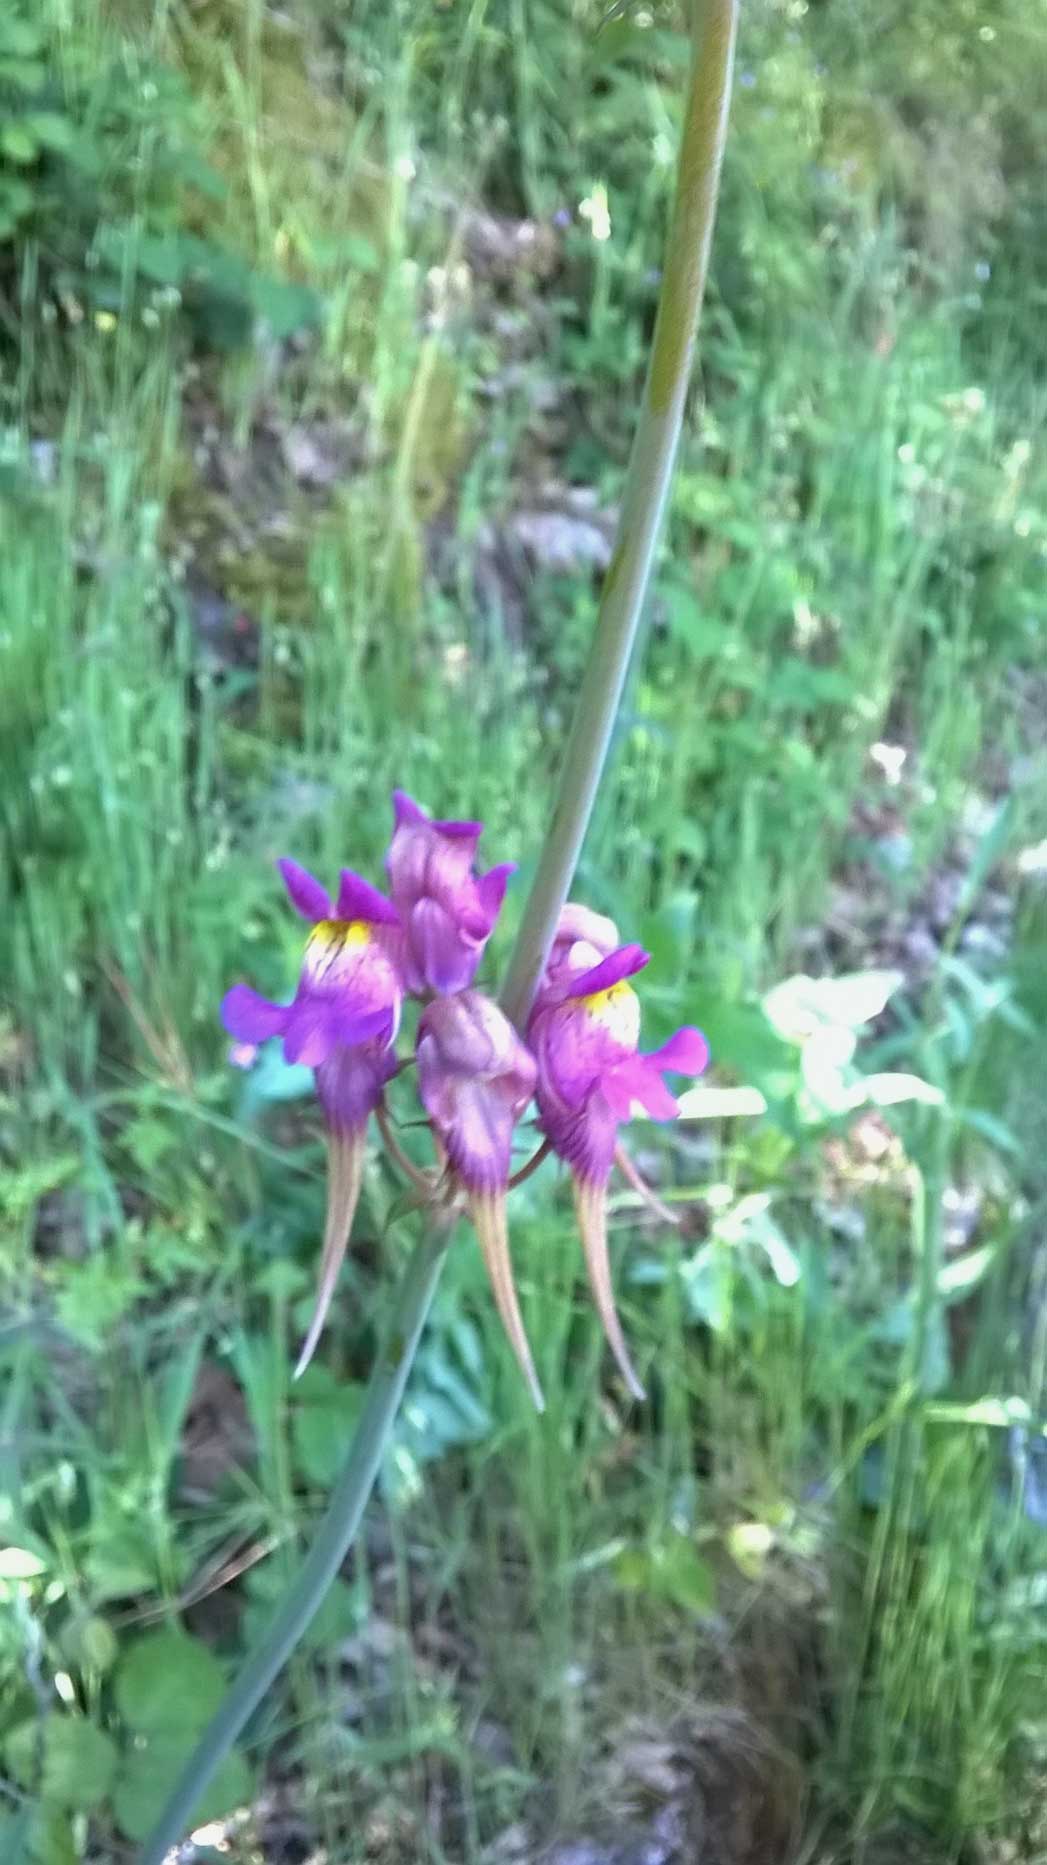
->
[567,944,650,1000]
[221,983,289,1046]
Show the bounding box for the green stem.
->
[500,0,738,1028]
[141,6,736,1854]
[138,1222,452,1865]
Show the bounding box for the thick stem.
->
[500,0,738,1030]
[141,6,736,1852]
[138,1221,452,1865]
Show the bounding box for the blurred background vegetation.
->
[1,0,1046,1859]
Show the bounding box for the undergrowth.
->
[1,1,1046,1860]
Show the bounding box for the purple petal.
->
[444,1078,513,1188]
[417,992,536,1192]
[530,1001,626,1111]
[598,1067,642,1121]
[392,788,482,841]
[419,992,536,1096]
[418,996,495,1078]
[567,945,650,999]
[335,869,400,926]
[221,984,289,1044]
[316,1042,396,1132]
[432,814,484,839]
[282,997,339,1068]
[475,861,516,927]
[332,1002,394,1047]
[277,858,332,922]
[554,903,619,956]
[603,1057,679,1122]
[536,1088,618,1183]
[412,899,478,994]
[392,788,427,830]
[647,1027,709,1078]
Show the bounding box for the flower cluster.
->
[222,794,707,1405]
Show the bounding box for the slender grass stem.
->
[141,6,736,1853]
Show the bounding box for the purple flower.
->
[221,858,404,1375]
[417,991,542,1408]
[386,790,515,996]
[536,901,621,1007]
[528,945,707,1397]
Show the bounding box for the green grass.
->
[2,0,1047,1859]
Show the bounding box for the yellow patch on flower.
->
[305,918,372,978]
[578,980,641,1047]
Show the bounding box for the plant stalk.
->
[500,0,738,1028]
[141,4,736,1853]
[139,1220,452,1864]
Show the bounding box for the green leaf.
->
[113,1736,251,1842]
[637,891,698,980]
[242,1564,360,1652]
[24,113,75,152]
[694,997,798,1106]
[122,1114,177,1172]
[661,583,737,660]
[615,1533,716,1614]
[292,1372,366,1487]
[0,175,34,230]
[955,1106,1022,1158]
[0,57,46,89]
[1,123,40,164]
[0,1809,34,1864]
[115,1629,227,1736]
[26,1807,77,1865]
[85,1522,160,1602]
[765,656,858,711]
[60,1614,119,1675]
[248,272,323,339]
[311,232,380,273]
[0,1154,78,1220]
[954,797,1017,924]
[0,20,44,56]
[55,1253,144,1350]
[93,226,187,288]
[5,1716,118,1811]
